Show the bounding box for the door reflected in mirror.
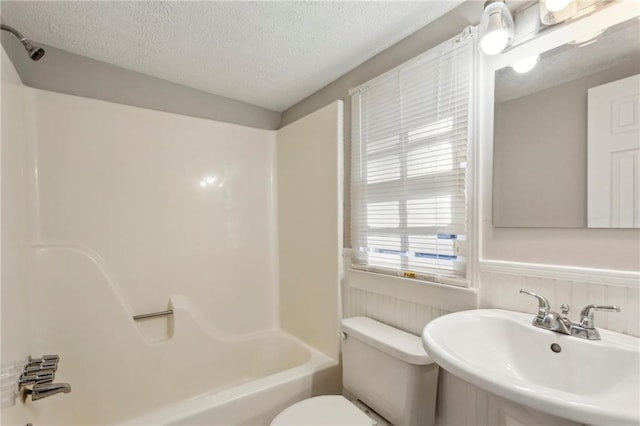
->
[492,17,640,228]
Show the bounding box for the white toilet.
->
[271,317,439,425]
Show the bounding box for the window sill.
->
[346,268,478,312]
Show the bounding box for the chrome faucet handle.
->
[25,363,57,374]
[579,304,621,329]
[19,372,54,388]
[520,289,550,319]
[28,355,59,365]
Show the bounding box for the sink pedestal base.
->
[436,370,586,426]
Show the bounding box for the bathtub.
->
[121,332,338,425]
[122,334,338,426]
[21,247,339,425]
[29,293,339,425]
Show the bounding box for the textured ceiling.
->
[1,1,465,112]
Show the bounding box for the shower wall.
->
[28,89,279,338]
[1,45,32,424]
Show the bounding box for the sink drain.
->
[550,343,562,353]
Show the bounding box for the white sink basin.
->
[422,309,640,425]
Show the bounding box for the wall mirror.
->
[492,16,639,228]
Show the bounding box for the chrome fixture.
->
[0,23,45,61]
[133,308,173,321]
[520,289,620,340]
[479,0,615,57]
[18,355,71,402]
[519,289,550,322]
[539,0,616,26]
[24,361,57,374]
[478,0,515,55]
[19,372,54,387]
[27,383,71,401]
[576,304,622,340]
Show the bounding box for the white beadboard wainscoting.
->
[343,269,478,336]
[478,270,640,338]
[345,287,453,336]
[345,268,640,337]
[343,260,639,339]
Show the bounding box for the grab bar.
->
[133,309,173,321]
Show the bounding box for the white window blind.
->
[350,31,474,286]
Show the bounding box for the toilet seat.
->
[270,395,374,425]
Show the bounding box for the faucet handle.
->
[28,355,59,365]
[520,289,550,319]
[579,304,621,329]
[25,363,57,374]
[19,372,54,388]
[27,382,71,401]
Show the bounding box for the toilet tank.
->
[341,317,439,426]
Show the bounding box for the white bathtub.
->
[22,248,340,426]
[35,295,338,426]
[122,335,338,426]
[87,295,338,425]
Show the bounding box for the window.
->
[350,31,474,286]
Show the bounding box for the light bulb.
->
[511,55,539,73]
[544,0,572,12]
[478,0,514,56]
[480,29,510,55]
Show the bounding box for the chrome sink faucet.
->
[519,289,620,340]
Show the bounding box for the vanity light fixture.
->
[511,55,540,73]
[543,0,572,12]
[479,0,515,55]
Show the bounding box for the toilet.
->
[271,317,439,425]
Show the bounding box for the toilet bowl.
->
[271,317,438,426]
[271,395,377,425]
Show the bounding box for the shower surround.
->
[1,49,342,424]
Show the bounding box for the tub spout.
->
[28,382,71,401]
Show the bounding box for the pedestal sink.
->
[422,309,640,426]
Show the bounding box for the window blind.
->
[350,31,474,286]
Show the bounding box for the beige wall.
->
[277,101,343,360]
[494,60,640,228]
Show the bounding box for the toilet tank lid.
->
[341,317,433,365]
